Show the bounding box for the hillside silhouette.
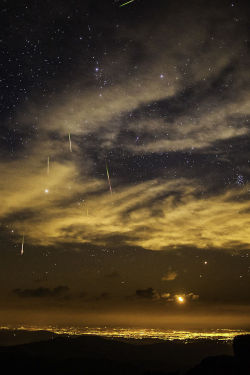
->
[0,330,249,374]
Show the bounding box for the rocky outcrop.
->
[186,334,250,374]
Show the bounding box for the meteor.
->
[105,161,113,195]
[69,133,72,152]
[120,0,135,7]
[21,235,24,255]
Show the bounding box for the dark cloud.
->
[12,286,69,298]
[135,288,159,300]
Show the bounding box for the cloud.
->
[19,61,250,157]
[161,292,171,299]
[134,288,199,304]
[127,100,250,154]
[14,0,249,159]
[188,293,200,301]
[1,158,250,252]
[12,286,69,298]
[162,271,178,281]
[161,292,199,303]
[136,288,159,300]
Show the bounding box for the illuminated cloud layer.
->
[1,156,250,251]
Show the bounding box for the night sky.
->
[1,0,250,328]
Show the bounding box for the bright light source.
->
[176,296,185,304]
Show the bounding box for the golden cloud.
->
[162,271,178,281]
[1,152,250,252]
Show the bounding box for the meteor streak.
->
[120,0,135,7]
[68,133,72,152]
[105,161,113,195]
[21,235,24,255]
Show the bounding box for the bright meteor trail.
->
[120,0,135,7]
[21,234,24,255]
[105,161,113,195]
[69,133,72,152]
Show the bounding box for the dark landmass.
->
[186,335,250,375]
[0,329,57,346]
[0,329,249,374]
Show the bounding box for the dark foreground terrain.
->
[0,330,249,374]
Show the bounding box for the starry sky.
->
[1,0,250,328]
